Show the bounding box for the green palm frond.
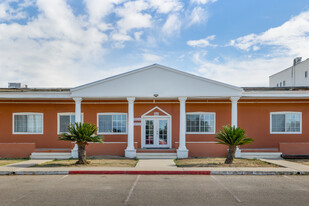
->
[215,125,254,146]
[58,122,103,144]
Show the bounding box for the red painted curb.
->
[69,170,211,175]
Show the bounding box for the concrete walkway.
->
[0,160,50,171]
[0,158,308,175]
[136,159,177,170]
[261,158,309,171]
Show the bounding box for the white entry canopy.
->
[71,64,242,98]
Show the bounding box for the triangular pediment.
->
[71,64,242,98]
[142,106,171,117]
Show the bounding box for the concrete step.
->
[240,152,282,159]
[241,148,279,152]
[137,149,176,153]
[30,152,72,160]
[136,153,177,159]
[34,148,72,153]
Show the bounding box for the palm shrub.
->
[59,122,103,164]
[215,125,254,164]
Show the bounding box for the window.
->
[305,71,308,78]
[186,113,215,133]
[13,113,43,134]
[97,113,127,134]
[280,82,282,87]
[271,112,301,134]
[283,81,285,86]
[58,113,83,134]
[277,83,279,87]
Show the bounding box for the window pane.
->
[70,115,75,124]
[60,115,70,133]
[200,114,214,133]
[272,114,285,132]
[14,115,27,132]
[286,113,300,132]
[14,114,42,133]
[112,115,126,133]
[99,115,112,133]
[186,114,199,132]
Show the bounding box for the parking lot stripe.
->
[125,175,140,205]
[211,175,242,203]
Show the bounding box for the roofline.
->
[269,58,309,78]
[71,64,243,92]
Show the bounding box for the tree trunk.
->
[225,145,236,164]
[76,143,87,164]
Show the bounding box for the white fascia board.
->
[71,64,243,92]
[0,92,72,99]
[242,91,309,98]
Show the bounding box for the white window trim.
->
[97,113,128,135]
[13,112,44,135]
[270,112,302,134]
[57,113,84,135]
[186,112,216,134]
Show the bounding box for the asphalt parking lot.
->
[0,175,308,206]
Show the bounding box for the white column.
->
[230,97,240,127]
[177,97,188,158]
[125,97,136,158]
[230,96,241,157]
[72,97,82,158]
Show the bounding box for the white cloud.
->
[192,52,292,87]
[0,0,108,87]
[230,10,309,57]
[143,53,162,62]
[84,0,123,25]
[188,6,207,26]
[115,0,152,34]
[162,14,181,36]
[187,35,216,47]
[0,0,34,21]
[134,31,143,40]
[147,0,183,13]
[190,9,309,87]
[190,0,217,5]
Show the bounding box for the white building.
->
[269,57,309,87]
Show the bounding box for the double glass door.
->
[143,117,169,148]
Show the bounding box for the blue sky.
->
[1,0,309,87]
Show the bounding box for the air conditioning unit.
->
[8,83,28,88]
[293,57,302,66]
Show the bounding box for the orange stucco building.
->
[1,64,309,159]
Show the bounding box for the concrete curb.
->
[0,170,308,175]
[69,170,211,175]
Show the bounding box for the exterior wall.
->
[0,100,74,148]
[269,59,309,87]
[0,143,35,158]
[175,142,227,157]
[2,99,309,157]
[269,66,292,87]
[238,99,309,149]
[86,142,138,156]
[279,142,309,155]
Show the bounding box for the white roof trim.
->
[242,91,309,98]
[141,106,171,117]
[0,92,72,99]
[71,64,243,92]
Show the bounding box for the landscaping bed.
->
[175,158,280,167]
[0,158,27,166]
[34,157,138,167]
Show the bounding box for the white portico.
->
[70,64,243,158]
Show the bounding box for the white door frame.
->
[141,116,172,149]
